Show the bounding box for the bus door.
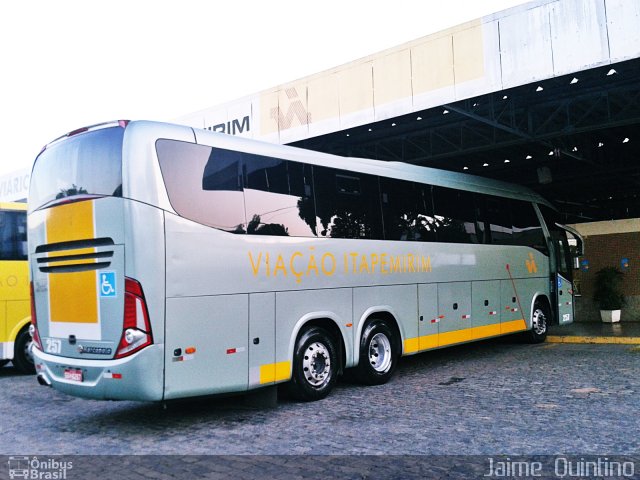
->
[549,224,583,325]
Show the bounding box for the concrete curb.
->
[547,335,640,345]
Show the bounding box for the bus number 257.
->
[45,338,62,354]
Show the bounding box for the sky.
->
[0,0,531,177]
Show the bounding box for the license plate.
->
[64,368,83,382]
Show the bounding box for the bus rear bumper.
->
[32,344,164,401]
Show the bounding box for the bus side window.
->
[0,211,8,260]
[0,211,27,261]
[380,178,437,242]
[156,140,247,233]
[431,186,480,244]
[243,154,317,237]
[483,196,513,245]
[511,200,548,254]
[313,166,383,240]
[17,212,27,259]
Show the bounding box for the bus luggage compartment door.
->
[164,294,248,399]
[437,282,472,346]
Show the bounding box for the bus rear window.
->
[30,127,124,209]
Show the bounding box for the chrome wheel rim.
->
[302,341,331,387]
[532,308,547,335]
[369,332,392,373]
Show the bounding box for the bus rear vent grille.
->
[36,237,114,273]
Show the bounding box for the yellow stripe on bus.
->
[404,319,528,355]
[439,328,473,346]
[259,361,291,384]
[46,201,99,324]
[500,319,528,334]
[404,337,420,354]
[419,334,438,351]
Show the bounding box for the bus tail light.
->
[29,282,43,351]
[115,277,153,359]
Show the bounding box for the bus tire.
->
[524,301,549,344]
[355,319,398,385]
[13,327,35,375]
[287,326,338,402]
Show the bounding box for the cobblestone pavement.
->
[1,340,639,477]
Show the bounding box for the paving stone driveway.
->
[1,341,638,478]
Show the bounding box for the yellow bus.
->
[0,201,33,373]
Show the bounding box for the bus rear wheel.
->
[287,326,338,402]
[13,327,35,374]
[355,319,398,385]
[524,301,549,344]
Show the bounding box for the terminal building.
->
[2,0,638,321]
[176,0,640,322]
[0,168,29,204]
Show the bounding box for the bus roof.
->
[60,119,551,209]
[179,121,552,208]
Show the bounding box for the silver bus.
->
[29,120,582,402]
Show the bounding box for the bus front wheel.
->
[355,320,398,385]
[13,327,35,375]
[524,301,549,344]
[287,326,338,402]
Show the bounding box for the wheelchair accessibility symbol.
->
[100,271,117,297]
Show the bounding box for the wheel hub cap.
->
[368,333,392,373]
[302,342,331,387]
[532,309,547,335]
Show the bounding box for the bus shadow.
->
[67,393,284,434]
[0,365,29,378]
[66,335,530,433]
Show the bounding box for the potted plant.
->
[593,267,626,323]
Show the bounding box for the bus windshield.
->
[0,207,27,260]
[30,126,124,210]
